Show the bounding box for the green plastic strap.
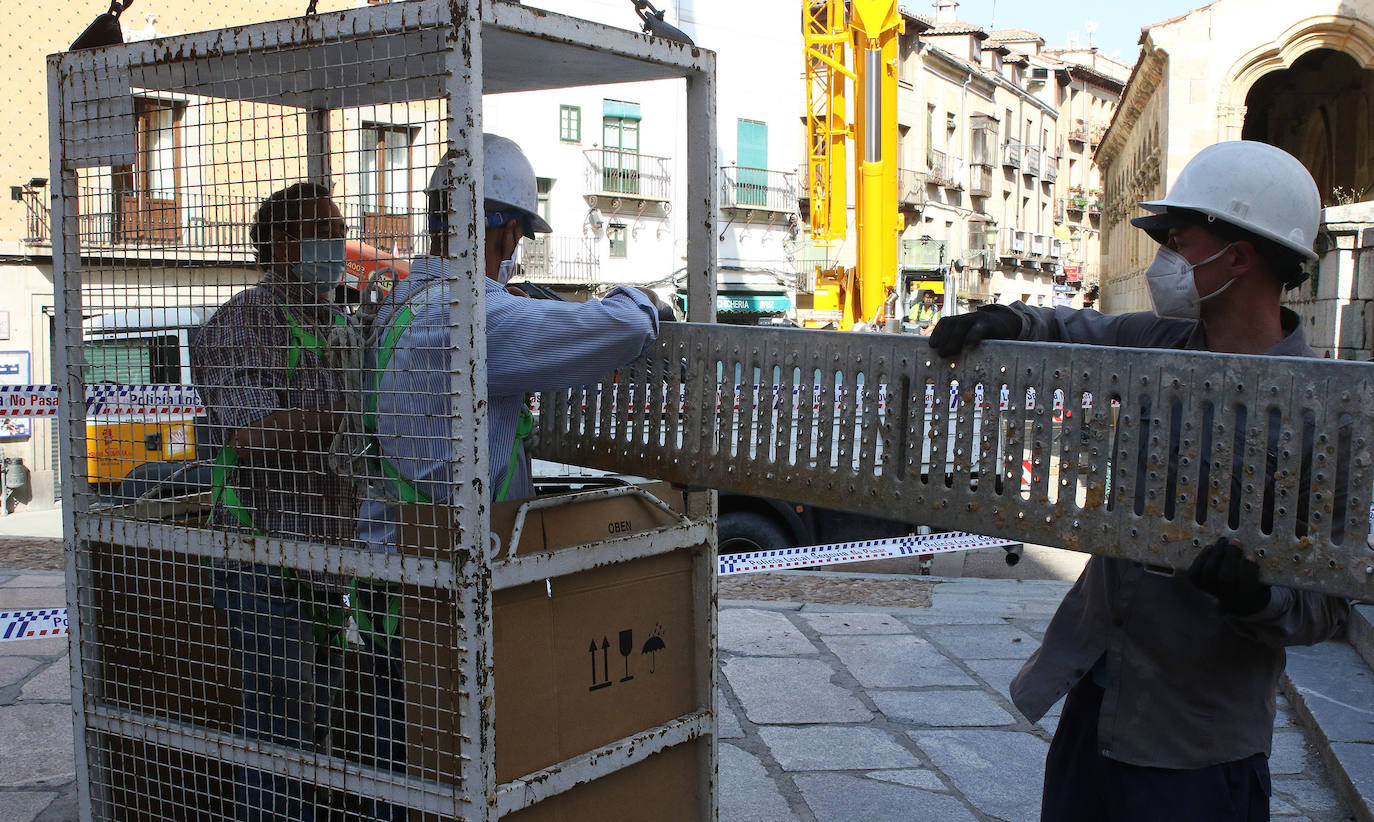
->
[364,304,415,431]
[210,446,263,536]
[495,405,535,503]
[350,578,402,647]
[283,308,346,381]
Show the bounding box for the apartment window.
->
[536,177,553,224]
[114,99,183,244]
[608,223,627,259]
[559,105,581,143]
[969,115,997,166]
[602,100,642,195]
[360,124,416,253]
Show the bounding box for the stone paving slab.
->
[793,773,978,822]
[911,730,1050,822]
[822,634,976,689]
[865,768,946,791]
[0,703,74,788]
[2,790,59,822]
[0,657,39,689]
[921,623,1040,660]
[799,612,912,635]
[871,689,1018,728]
[0,636,67,657]
[1,575,65,589]
[1271,729,1312,776]
[758,726,922,771]
[19,659,69,702]
[719,743,800,822]
[1327,742,1374,821]
[0,589,67,610]
[1286,642,1374,744]
[722,656,872,724]
[719,609,819,657]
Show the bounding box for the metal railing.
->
[927,151,964,189]
[19,186,50,244]
[1042,155,1059,183]
[1024,146,1042,178]
[521,235,602,284]
[69,184,260,253]
[901,238,946,270]
[1068,128,1089,144]
[585,148,672,202]
[719,166,798,212]
[1002,142,1023,170]
[532,324,1374,601]
[898,168,929,207]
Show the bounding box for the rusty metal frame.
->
[51,1,720,820]
[533,325,1374,602]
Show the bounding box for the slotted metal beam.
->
[531,324,1374,601]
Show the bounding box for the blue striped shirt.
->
[359,256,659,550]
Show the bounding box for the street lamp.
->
[984,222,1000,251]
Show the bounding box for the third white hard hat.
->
[1131,140,1320,262]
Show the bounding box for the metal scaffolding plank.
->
[533,324,1374,601]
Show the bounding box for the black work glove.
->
[1187,538,1271,616]
[927,306,1022,357]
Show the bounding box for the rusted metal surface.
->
[52,1,720,820]
[532,325,1374,601]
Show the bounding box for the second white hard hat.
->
[1131,140,1320,262]
[426,133,553,237]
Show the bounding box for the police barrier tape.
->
[0,531,1021,641]
[0,385,204,417]
[0,609,68,642]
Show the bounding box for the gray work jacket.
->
[1003,303,1351,769]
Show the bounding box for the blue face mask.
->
[293,237,347,293]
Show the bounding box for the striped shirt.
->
[191,272,358,557]
[359,256,659,550]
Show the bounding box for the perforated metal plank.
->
[532,324,1374,601]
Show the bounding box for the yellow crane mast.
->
[803,0,903,330]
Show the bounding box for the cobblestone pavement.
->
[0,567,1356,821]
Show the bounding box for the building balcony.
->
[1024,146,1042,178]
[957,267,995,303]
[1068,128,1089,145]
[898,168,929,208]
[1054,198,1067,223]
[720,165,799,214]
[928,150,964,189]
[969,163,993,198]
[1002,142,1023,170]
[521,235,602,285]
[1042,155,1059,183]
[584,148,672,207]
[901,238,946,271]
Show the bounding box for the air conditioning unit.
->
[1029,67,1050,82]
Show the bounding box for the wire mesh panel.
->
[531,324,1374,602]
[51,2,718,820]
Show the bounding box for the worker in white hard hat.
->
[928,141,1351,821]
[358,133,665,549]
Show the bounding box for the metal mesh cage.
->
[50,2,719,820]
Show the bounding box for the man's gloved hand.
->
[1187,538,1271,616]
[635,288,677,322]
[927,306,1021,357]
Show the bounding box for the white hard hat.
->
[426,133,552,237]
[1131,141,1320,262]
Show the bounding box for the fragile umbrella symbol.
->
[641,632,666,673]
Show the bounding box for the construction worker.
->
[907,288,942,333]
[192,183,403,822]
[928,141,1351,821]
[358,133,663,546]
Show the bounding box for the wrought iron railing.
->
[1024,146,1042,178]
[1002,142,1023,169]
[927,150,964,189]
[719,166,798,212]
[969,163,993,197]
[585,148,672,202]
[521,235,602,284]
[20,186,50,244]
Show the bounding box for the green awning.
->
[679,292,792,313]
[603,99,642,120]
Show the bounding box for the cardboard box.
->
[92,482,709,821]
[399,482,708,820]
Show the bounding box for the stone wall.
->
[1287,202,1374,360]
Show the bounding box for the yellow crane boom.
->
[803,0,903,330]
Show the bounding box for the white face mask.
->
[496,244,520,287]
[1144,243,1236,320]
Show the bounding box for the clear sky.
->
[900,0,1209,66]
